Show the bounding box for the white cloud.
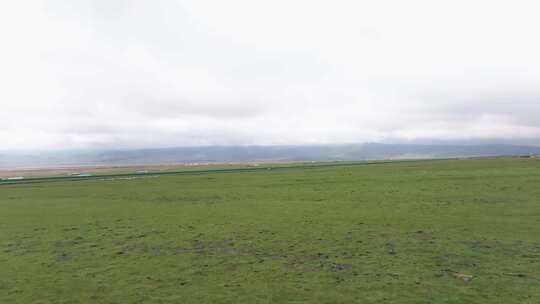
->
[1,0,540,151]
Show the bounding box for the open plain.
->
[1,157,539,303]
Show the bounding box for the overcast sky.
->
[1,0,540,151]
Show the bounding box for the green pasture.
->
[1,157,539,303]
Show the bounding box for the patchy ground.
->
[1,158,540,303]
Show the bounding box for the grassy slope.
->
[1,158,539,303]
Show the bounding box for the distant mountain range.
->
[1,143,540,169]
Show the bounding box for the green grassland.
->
[1,157,540,303]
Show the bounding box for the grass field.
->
[1,157,540,303]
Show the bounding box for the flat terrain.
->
[0,163,268,179]
[1,158,539,303]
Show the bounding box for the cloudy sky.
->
[1,0,540,151]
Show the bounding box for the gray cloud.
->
[1,0,540,151]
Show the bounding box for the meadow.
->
[1,157,539,303]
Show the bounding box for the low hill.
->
[1,143,540,169]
